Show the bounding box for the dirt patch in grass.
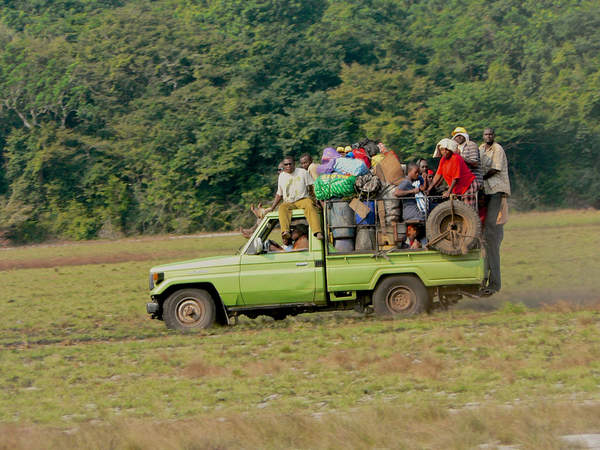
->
[181,359,228,378]
[0,249,201,271]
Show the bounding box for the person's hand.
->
[442,190,450,198]
[413,187,420,194]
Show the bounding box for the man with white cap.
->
[451,126,482,189]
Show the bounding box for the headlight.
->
[149,272,164,290]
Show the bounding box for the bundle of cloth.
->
[314,139,399,198]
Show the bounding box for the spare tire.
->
[426,200,481,255]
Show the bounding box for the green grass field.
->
[1,210,599,449]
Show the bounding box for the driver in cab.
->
[267,224,309,252]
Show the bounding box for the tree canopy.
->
[1,0,599,242]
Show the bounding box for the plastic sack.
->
[317,147,341,175]
[334,157,369,176]
[314,174,357,200]
[353,147,371,169]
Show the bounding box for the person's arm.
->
[265,176,284,213]
[443,179,458,198]
[426,173,443,194]
[394,186,420,197]
[464,157,479,168]
[483,168,499,180]
[265,194,282,213]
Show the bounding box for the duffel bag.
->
[314,174,357,200]
[334,157,369,176]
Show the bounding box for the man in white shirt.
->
[479,127,511,295]
[265,156,324,243]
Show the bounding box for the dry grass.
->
[2,401,599,450]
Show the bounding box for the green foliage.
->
[0,0,598,242]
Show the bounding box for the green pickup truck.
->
[146,200,485,331]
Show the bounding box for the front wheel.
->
[163,289,216,331]
[373,275,430,317]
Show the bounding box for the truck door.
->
[239,217,317,305]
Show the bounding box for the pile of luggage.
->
[313,139,405,201]
[313,138,408,252]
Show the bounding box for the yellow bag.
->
[371,153,385,168]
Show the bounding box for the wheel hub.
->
[386,287,415,312]
[176,298,205,324]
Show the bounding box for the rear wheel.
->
[373,275,430,317]
[163,289,216,331]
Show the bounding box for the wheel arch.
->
[370,269,427,291]
[157,283,229,325]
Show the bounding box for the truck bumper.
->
[146,302,159,315]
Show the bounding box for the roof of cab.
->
[265,209,312,219]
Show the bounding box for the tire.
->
[373,275,430,317]
[426,200,481,256]
[163,289,216,331]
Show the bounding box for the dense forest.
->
[0,0,599,242]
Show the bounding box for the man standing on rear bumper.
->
[479,128,511,295]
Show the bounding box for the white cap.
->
[433,138,458,157]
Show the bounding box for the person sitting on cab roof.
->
[265,156,324,244]
[427,138,479,208]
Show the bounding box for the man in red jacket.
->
[426,138,479,208]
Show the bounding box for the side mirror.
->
[249,237,263,255]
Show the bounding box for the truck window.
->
[253,218,310,253]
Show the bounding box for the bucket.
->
[328,201,356,239]
[334,238,355,252]
[355,200,375,225]
[380,185,401,224]
[355,227,375,251]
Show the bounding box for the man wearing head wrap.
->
[427,139,479,208]
[452,127,483,189]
